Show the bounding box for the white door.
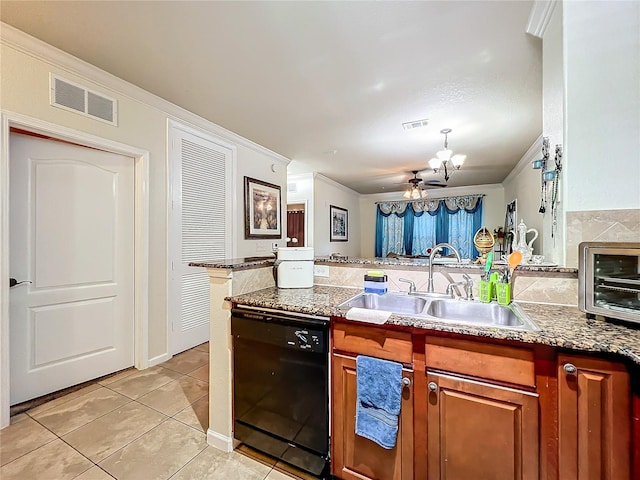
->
[168,123,233,355]
[9,133,135,405]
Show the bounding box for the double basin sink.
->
[339,292,540,331]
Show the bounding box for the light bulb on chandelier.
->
[428,128,466,182]
[403,184,428,199]
[403,170,429,199]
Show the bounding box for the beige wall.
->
[546,1,640,265]
[235,148,289,257]
[358,185,505,259]
[563,1,640,212]
[502,138,546,260]
[313,174,361,256]
[541,3,564,264]
[1,29,288,360]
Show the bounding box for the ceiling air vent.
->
[402,118,429,131]
[50,74,117,125]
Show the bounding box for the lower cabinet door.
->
[558,354,630,480]
[331,354,414,480]
[426,371,539,480]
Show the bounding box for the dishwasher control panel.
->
[231,308,328,354]
[285,327,324,352]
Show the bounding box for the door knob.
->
[563,363,577,375]
[402,377,411,387]
[9,278,32,288]
[428,381,438,392]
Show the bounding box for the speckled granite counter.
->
[227,285,640,366]
[190,255,577,276]
[315,255,577,276]
[191,256,275,270]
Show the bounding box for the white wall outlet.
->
[271,242,279,252]
[314,265,330,278]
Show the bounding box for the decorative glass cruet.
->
[511,220,538,263]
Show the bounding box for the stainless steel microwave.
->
[579,242,640,325]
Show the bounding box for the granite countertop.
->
[190,256,276,270]
[227,285,640,366]
[191,255,577,276]
[315,255,577,275]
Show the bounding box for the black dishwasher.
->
[231,307,329,477]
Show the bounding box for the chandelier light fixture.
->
[403,170,428,199]
[428,128,466,182]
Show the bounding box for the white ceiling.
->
[0,1,542,194]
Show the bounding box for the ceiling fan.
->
[403,170,446,199]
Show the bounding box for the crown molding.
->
[313,173,360,196]
[503,134,543,185]
[526,1,558,39]
[0,22,290,166]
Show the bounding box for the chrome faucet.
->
[463,273,474,301]
[446,281,465,298]
[446,273,474,300]
[398,278,416,293]
[427,243,461,293]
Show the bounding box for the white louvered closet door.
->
[169,123,233,355]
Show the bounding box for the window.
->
[375,196,483,259]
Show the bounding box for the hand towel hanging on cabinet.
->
[355,355,403,449]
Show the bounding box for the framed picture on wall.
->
[244,176,281,239]
[330,205,348,242]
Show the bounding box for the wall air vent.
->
[402,118,429,131]
[288,182,298,193]
[50,74,118,125]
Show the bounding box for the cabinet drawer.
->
[333,322,412,363]
[425,335,535,387]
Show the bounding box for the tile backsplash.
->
[315,264,578,306]
[565,209,640,268]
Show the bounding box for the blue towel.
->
[355,355,403,449]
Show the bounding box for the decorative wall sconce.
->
[533,138,563,238]
[533,137,550,213]
[549,144,563,238]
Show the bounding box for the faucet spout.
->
[427,243,462,293]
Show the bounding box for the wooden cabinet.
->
[330,320,635,480]
[424,371,539,480]
[558,354,631,480]
[422,336,539,480]
[331,322,414,480]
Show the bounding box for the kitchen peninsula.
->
[192,256,640,480]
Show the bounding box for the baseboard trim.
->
[148,353,171,367]
[207,429,234,452]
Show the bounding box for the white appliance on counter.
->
[277,247,314,288]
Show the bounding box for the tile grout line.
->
[4,345,211,480]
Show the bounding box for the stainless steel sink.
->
[426,299,538,329]
[340,292,427,315]
[339,292,539,331]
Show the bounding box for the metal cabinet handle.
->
[428,381,438,392]
[402,377,411,387]
[563,363,577,375]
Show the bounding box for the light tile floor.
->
[0,343,312,480]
